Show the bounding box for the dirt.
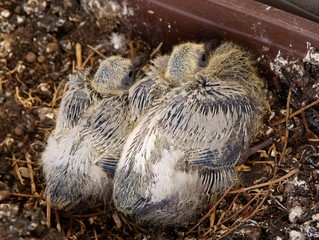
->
[0,0,318,240]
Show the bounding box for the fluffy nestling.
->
[113,41,267,227]
[42,55,145,211]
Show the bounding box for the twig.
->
[186,182,235,235]
[217,222,242,239]
[67,220,73,237]
[204,190,263,236]
[87,45,107,59]
[55,209,62,232]
[270,194,287,211]
[272,144,279,178]
[15,87,32,108]
[301,110,312,134]
[72,60,75,73]
[215,211,225,228]
[215,191,268,239]
[129,40,136,58]
[229,168,299,194]
[93,226,98,240]
[26,153,36,194]
[209,206,216,228]
[50,78,67,108]
[76,219,86,235]
[237,138,273,165]
[107,230,124,240]
[220,191,262,225]
[112,210,123,229]
[47,196,51,228]
[242,190,269,221]
[9,192,43,199]
[203,192,241,236]
[11,155,24,185]
[272,97,319,126]
[150,42,163,59]
[61,211,106,218]
[81,52,94,69]
[247,160,275,165]
[0,76,7,93]
[75,43,82,69]
[279,88,291,164]
[34,188,45,208]
[5,157,39,165]
[309,138,319,142]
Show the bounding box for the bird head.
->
[92,54,148,95]
[165,40,219,85]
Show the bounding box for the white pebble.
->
[1,10,11,18]
[16,15,25,24]
[289,205,303,223]
[289,230,305,240]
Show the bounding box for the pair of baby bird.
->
[42,41,267,227]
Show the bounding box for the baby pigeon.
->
[113,42,267,227]
[129,40,219,121]
[42,55,145,211]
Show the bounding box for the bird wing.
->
[56,88,91,131]
[81,95,131,166]
[129,78,164,122]
[160,78,255,167]
[55,69,92,133]
[96,155,118,174]
[129,55,170,122]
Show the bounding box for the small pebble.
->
[289,230,305,240]
[46,42,59,53]
[37,55,45,63]
[1,10,11,18]
[59,39,72,52]
[14,125,24,136]
[289,205,303,223]
[0,182,9,201]
[16,15,25,24]
[25,52,37,63]
[14,5,22,14]
[0,204,19,217]
[37,82,51,96]
[19,167,30,178]
[37,107,55,125]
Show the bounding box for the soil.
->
[0,1,318,240]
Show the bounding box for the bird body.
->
[42,56,141,210]
[113,42,267,226]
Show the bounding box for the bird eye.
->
[122,70,135,87]
[199,53,208,67]
[201,53,206,62]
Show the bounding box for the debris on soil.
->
[0,0,319,239]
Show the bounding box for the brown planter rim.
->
[120,0,319,70]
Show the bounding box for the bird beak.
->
[131,53,150,72]
[204,39,221,53]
